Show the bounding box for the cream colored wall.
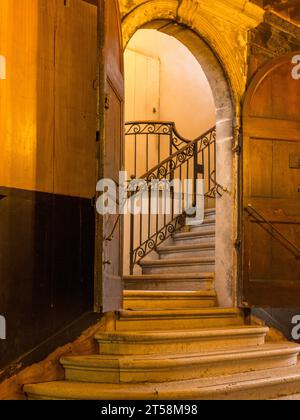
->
[125,29,216,139]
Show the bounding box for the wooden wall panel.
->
[251,62,300,121]
[0,0,97,198]
[250,139,273,197]
[54,0,97,198]
[0,0,55,192]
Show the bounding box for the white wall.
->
[125,29,216,139]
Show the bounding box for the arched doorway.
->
[123,17,237,307]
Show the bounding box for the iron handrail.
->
[126,124,218,273]
[245,204,300,260]
[139,126,216,182]
[206,170,229,199]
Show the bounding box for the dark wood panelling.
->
[242,52,300,308]
[0,187,95,369]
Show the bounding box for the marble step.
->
[173,229,215,245]
[187,216,215,232]
[25,365,300,400]
[202,208,216,219]
[140,257,215,274]
[123,290,217,310]
[123,273,214,291]
[157,243,215,259]
[95,326,269,356]
[60,343,300,384]
[115,307,244,332]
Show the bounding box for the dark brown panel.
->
[0,187,95,369]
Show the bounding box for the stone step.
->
[173,229,215,245]
[60,343,300,384]
[123,273,214,291]
[123,290,217,310]
[186,216,215,232]
[204,208,216,217]
[115,307,244,332]
[95,326,269,355]
[25,365,300,400]
[157,243,215,260]
[140,257,215,274]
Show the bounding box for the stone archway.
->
[120,0,263,306]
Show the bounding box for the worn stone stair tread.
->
[96,325,268,340]
[124,273,215,292]
[119,307,241,318]
[157,243,215,253]
[174,229,215,239]
[60,343,300,384]
[123,290,217,309]
[140,257,215,267]
[123,290,216,298]
[24,365,300,400]
[124,273,215,281]
[204,208,216,215]
[62,342,300,369]
[187,217,215,226]
[273,394,300,400]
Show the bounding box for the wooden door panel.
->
[242,52,300,307]
[97,0,124,312]
[55,0,97,198]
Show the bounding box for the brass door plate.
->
[290,154,300,169]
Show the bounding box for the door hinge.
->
[96,130,100,143]
[232,125,242,155]
[105,94,110,110]
[235,239,242,250]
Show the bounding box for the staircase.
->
[24,208,300,400]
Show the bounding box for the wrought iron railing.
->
[125,122,220,274]
[125,121,197,177]
[245,204,300,260]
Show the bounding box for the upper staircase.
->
[24,207,300,400]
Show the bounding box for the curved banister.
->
[139,126,216,182]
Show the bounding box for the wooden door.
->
[95,0,124,312]
[242,51,300,307]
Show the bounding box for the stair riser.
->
[166,380,300,401]
[173,236,215,246]
[123,297,217,310]
[185,225,215,234]
[142,263,215,275]
[25,377,300,401]
[63,354,298,385]
[124,279,214,292]
[97,334,266,356]
[159,250,215,260]
[115,317,244,332]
